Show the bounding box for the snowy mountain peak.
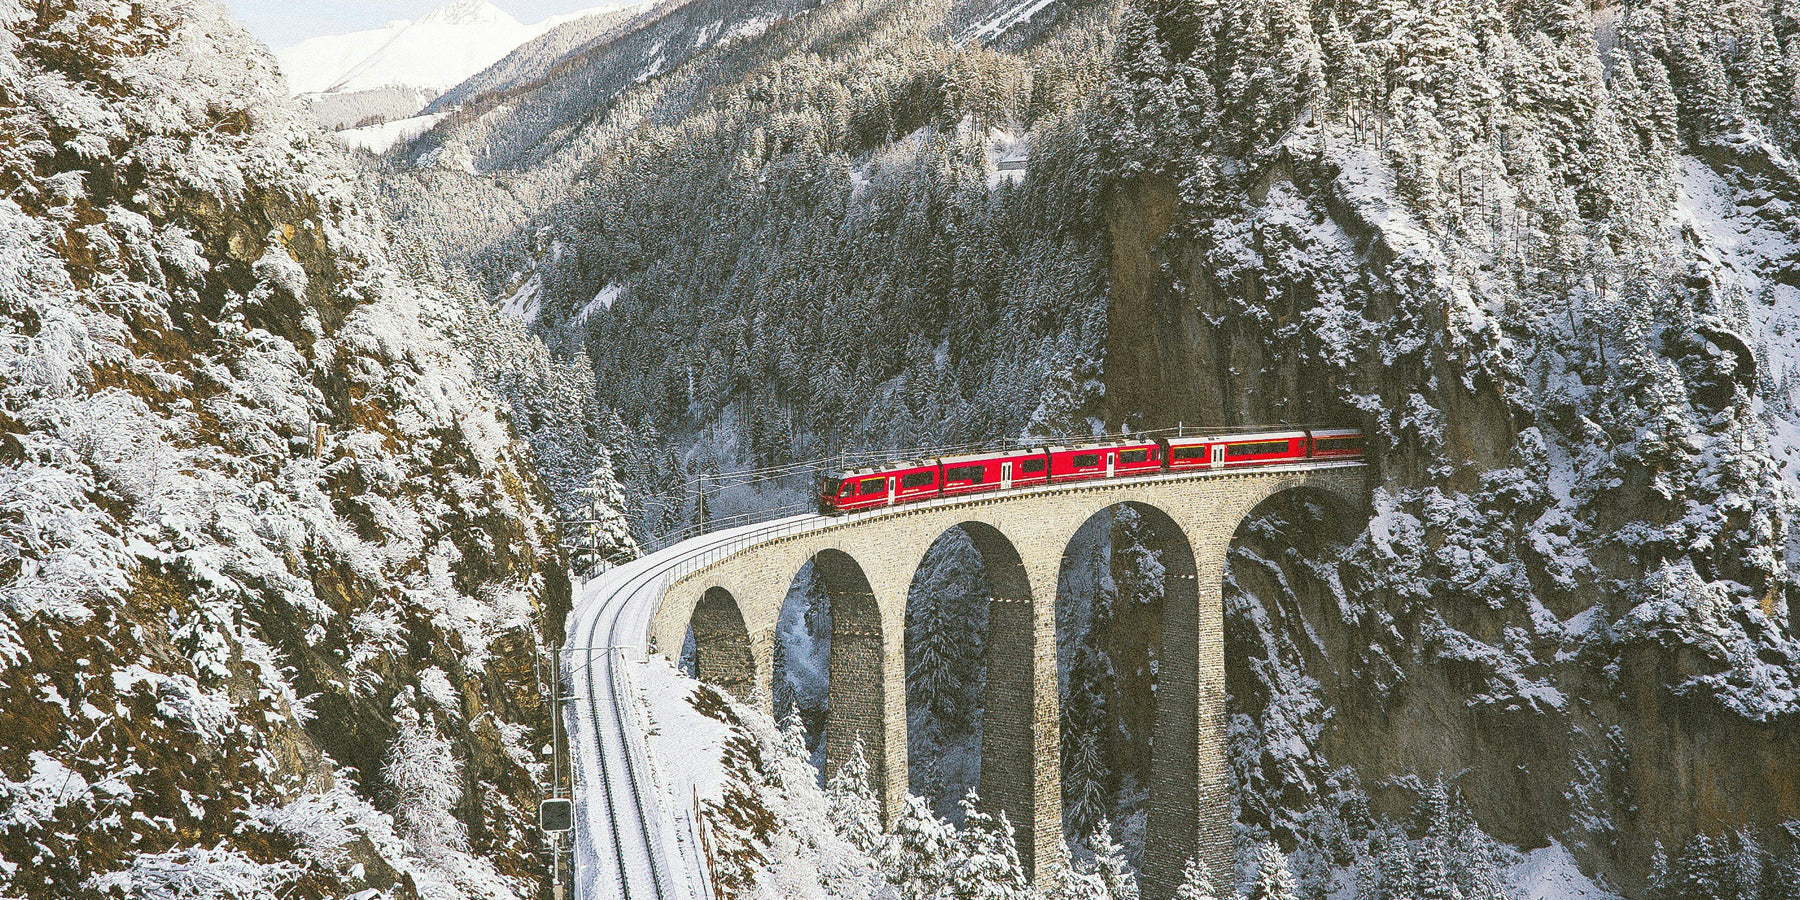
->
[277,0,640,134]
[417,0,520,27]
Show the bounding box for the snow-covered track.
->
[569,515,810,900]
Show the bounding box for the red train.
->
[817,428,1364,515]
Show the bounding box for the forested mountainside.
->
[377,0,1120,529]
[0,3,570,898]
[1097,0,1800,893]
[367,0,1800,895]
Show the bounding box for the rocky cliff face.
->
[1101,0,1800,890]
[0,2,566,897]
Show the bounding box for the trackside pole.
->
[542,640,573,900]
[552,832,564,900]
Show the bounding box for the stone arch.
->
[903,522,1036,834]
[806,549,895,814]
[1055,502,1200,868]
[688,586,756,701]
[773,560,832,762]
[1225,481,1403,856]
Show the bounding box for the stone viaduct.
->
[646,463,1368,898]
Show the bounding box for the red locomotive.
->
[818,428,1364,515]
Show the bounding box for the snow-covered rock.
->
[0,2,570,897]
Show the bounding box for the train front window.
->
[902,471,935,488]
[1119,449,1149,463]
[823,478,844,496]
[1073,453,1099,467]
[860,477,886,495]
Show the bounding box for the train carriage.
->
[1307,428,1365,459]
[820,460,939,513]
[1163,435,1224,472]
[939,448,1051,498]
[1046,439,1162,483]
[1214,430,1309,467]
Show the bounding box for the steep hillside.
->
[1095,0,1800,892]
[0,2,568,898]
[379,0,1119,538]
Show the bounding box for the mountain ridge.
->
[275,0,646,133]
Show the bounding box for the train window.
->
[1072,453,1099,467]
[822,478,842,495]
[1314,437,1364,453]
[902,471,935,488]
[1119,449,1149,464]
[840,483,855,497]
[1020,458,1046,474]
[946,465,984,483]
[1226,440,1290,457]
[1172,446,1206,461]
[860,477,886,495]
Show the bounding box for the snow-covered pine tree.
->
[1084,821,1140,900]
[1730,831,1766,899]
[1447,796,1512,900]
[825,738,883,855]
[779,709,810,764]
[1648,842,1672,898]
[568,447,639,577]
[880,794,958,897]
[1247,842,1300,900]
[951,792,1031,900]
[1415,779,1464,900]
[1061,646,1116,839]
[1172,855,1218,900]
[907,536,985,732]
[1667,833,1730,900]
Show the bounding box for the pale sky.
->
[226,1,614,50]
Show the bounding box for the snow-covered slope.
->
[276,0,641,130]
[276,19,402,94]
[0,2,570,897]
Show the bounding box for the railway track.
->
[569,515,811,900]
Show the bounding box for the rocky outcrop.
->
[1103,35,1800,892]
[0,3,566,897]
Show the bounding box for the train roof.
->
[823,458,936,479]
[938,447,1046,465]
[1165,429,1308,445]
[1043,438,1161,452]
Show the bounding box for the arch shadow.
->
[1056,501,1199,869]
[903,521,1033,828]
[688,586,756,701]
